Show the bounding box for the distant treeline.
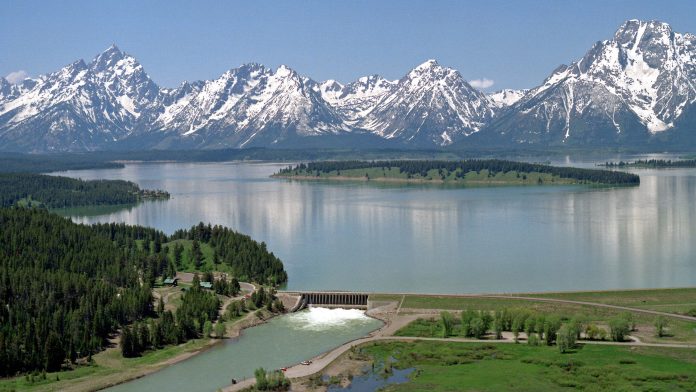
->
[602,159,696,168]
[1,148,684,174]
[0,208,287,375]
[0,153,124,173]
[279,160,640,185]
[172,223,288,286]
[0,173,169,208]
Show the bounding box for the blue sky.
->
[1,0,695,90]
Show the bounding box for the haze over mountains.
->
[1,19,695,152]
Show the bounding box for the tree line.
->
[278,160,640,185]
[432,308,654,353]
[602,159,696,168]
[0,207,288,375]
[0,173,168,208]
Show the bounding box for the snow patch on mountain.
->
[488,89,528,108]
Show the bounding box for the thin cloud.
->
[469,78,494,89]
[5,70,30,84]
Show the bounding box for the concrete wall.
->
[301,292,369,309]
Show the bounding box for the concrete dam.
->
[282,291,370,311]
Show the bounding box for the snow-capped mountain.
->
[488,89,528,108]
[150,63,350,148]
[484,20,696,146]
[0,45,163,151]
[2,19,696,152]
[313,75,396,123]
[353,60,495,146]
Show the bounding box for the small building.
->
[200,281,213,290]
[163,277,179,286]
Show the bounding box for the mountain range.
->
[1,19,695,152]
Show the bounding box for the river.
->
[105,308,382,392]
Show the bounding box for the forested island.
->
[0,207,287,377]
[274,160,640,186]
[601,159,696,168]
[0,173,170,208]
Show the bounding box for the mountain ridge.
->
[2,19,695,152]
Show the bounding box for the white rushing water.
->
[285,307,375,331]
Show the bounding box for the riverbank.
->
[0,308,276,392]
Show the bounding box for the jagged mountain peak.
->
[407,59,455,79]
[66,59,88,73]
[413,59,440,70]
[353,75,394,90]
[357,59,494,145]
[91,44,127,71]
[485,19,696,146]
[613,19,673,47]
[275,64,298,78]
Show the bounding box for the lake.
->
[58,157,696,294]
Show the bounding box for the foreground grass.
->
[360,341,696,391]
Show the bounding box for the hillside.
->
[0,208,287,376]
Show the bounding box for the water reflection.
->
[58,161,696,293]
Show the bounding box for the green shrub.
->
[557,325,576,353]
[609,318,630,342]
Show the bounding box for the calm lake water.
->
[58,157,696,293]
[106,308,382,392]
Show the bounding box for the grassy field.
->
[518,288,696,316]
[359,341,696,392]
[370,293,696,344]
[278,167,579,186]
[383,287,696,317]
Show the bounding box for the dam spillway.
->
[283,291,370,311]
